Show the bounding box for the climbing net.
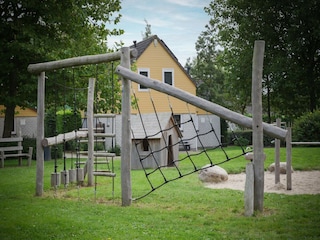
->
[131,90,251,200]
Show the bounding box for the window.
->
[138,68,149,90]
[163,68,174,86]
[142,138,149,151]
[173,114,181,129]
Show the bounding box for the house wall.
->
[197,114,221,148]
[131,138,163,170]
[132,40,197,114]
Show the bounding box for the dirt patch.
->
[204,170,320,195]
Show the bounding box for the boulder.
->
[198,164,228,183]
[268,162,294,174]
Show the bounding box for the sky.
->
[107,0,212,66]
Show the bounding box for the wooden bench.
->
[0,137,33,168]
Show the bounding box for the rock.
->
[198,164,228,183]
[268,162,294,174]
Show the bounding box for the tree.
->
[185,31,226,108]
[202,0,320,121]
[0,0,123,137]
[142,19,152,40]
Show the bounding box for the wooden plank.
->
[0,146,23,152]
[116,65,288,140]
[0,137,23,143]
[2,153,29,158]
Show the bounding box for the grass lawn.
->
[0,147,319,239]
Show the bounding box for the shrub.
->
[293,110,320,142]
[109,144,121,156]
[22,137,36,159]
[228,130,280,147]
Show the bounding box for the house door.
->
[167,135,174,166]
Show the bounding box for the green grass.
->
[0,147,320,239]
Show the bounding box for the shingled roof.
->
[130,35,195,85]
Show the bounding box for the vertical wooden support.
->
[87,78,95,186]
[286,127,292,190]
[275,118,281,184]
[252,40,265,212]
[121,47,132,206]
[244,162,254,216]
[36,72,45,196]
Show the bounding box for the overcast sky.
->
[107,0,211,66]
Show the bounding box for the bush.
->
[109,144,121,156]
[227,130,280,147]
[22,137,36,159]
[293,110,320,142]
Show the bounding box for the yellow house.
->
[0,105,37,137]
[130,35,197,115]
[121,35,221,151]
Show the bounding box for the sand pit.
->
[204,171,320,195]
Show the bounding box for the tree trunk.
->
[308,64,316,112]
[2,104,15,138]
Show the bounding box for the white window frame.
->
[138,68,150,91]
[162,68,174,86]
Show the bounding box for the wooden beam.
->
[252,40,265,212]
[275,118,281,184]
[87,78,95,186]
[41,130,88,147]
[286,127,292,190]
[120,47,132,206]
[36,72,45,196]
[115,66,287,140]
[27,49,138,74]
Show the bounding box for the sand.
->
[204,170,320,195]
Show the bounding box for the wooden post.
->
[286,127,292,190]
[120,47,132,206]
[252,40,265,212]
[36,72,45,196]
[244,162,254,216]
[87,78,95,186]
[275,118,281,184]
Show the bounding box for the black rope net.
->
[131,90,251,200]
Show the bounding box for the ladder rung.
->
[93,171,116,177]
[94,114,116,118]
[75,161,109,165]
[94,133,115,138]
[93,152,116,157]
[79,139,105,143]
[79,128,104,132]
